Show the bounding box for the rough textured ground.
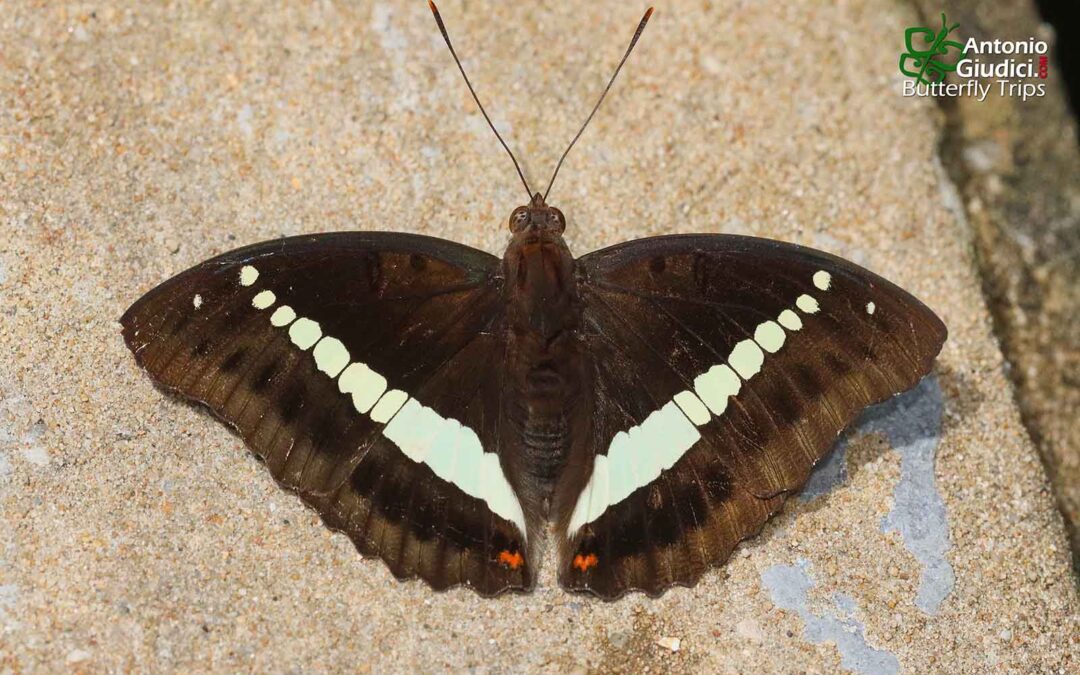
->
[1,1,1077,672]
[928,0,1080,575]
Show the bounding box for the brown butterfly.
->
[120,4,946,599]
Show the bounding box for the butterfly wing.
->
[121,232,534,596]
[555,234,947,598]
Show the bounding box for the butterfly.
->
[120,5,946,599]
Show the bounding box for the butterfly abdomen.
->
[522,415,568,480]
[509,368,581,518]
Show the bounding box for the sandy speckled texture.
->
[928,0,1080,574]
[1,1,1077,672]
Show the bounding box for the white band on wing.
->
[567,401,701,534]
[234,264,529,539]
[383,399,527,537]
[566,271,838,537]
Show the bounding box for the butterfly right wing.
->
[554,234,946,598]
[121,232,533,596]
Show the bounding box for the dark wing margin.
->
[121,232,534,596]
[555,234,946,598]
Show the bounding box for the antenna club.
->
[428,0,438,14]
[644,7,654,20]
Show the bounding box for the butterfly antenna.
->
[428,1,533,201]
[543,7,653,202]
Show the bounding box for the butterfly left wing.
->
[121,232,534,596]
[554,234,947,598]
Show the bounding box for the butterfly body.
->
[120,6,947,599]
[121,208,946,599]
[502,195,585,517]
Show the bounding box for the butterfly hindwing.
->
[121,232,534,595]
[555,234,947,598]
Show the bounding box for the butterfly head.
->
[509,193,566,235]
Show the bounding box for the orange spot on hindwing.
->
[572,553,599,572]
[498,550,524,570]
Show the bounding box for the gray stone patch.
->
[800,376,954,614]
[370,3,420,113]
[874,377,953,614]
[66,649,92,665]
[18,419,49,467]
[0,584,18,625]
[236,104,254,139]
[762,559,900,675]
[802,439,848,499]
[1,393,51,470]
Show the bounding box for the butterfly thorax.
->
[502,199,584,512]
[503,195,575,345]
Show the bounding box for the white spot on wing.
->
[866,301,876,315]
[585,454,610,527]
[288,317,322,350]
[252,290,276,309]
[644,401,700,476]
[694,364,741,415]
[425,418,464,489]
[778,309,803,331]
[448,428,484,498]
[604,431,637,518]
[312,337,350,378]
[813,270,832,291]
[673,390,710,426]
[193,294,203,309]
[754,320,786,353]
[479,453,527,537]
[728,339,765,379]
[369,389,408,423]
[270,305,296,327]
[384,399,440,464]
[567,487,591,538]
[239,265,259,286]
[796,294,820,314]
[338,362,387,413]
[383,399,526,537]
[568,401,700,535]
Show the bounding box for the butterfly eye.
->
[510,210,529,232]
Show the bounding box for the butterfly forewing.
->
[121,232,535,596]
[555,234,946,598]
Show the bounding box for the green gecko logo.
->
[899,13,967,84]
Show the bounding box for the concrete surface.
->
[927,0,1080,576]
[1,1,1077,672]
